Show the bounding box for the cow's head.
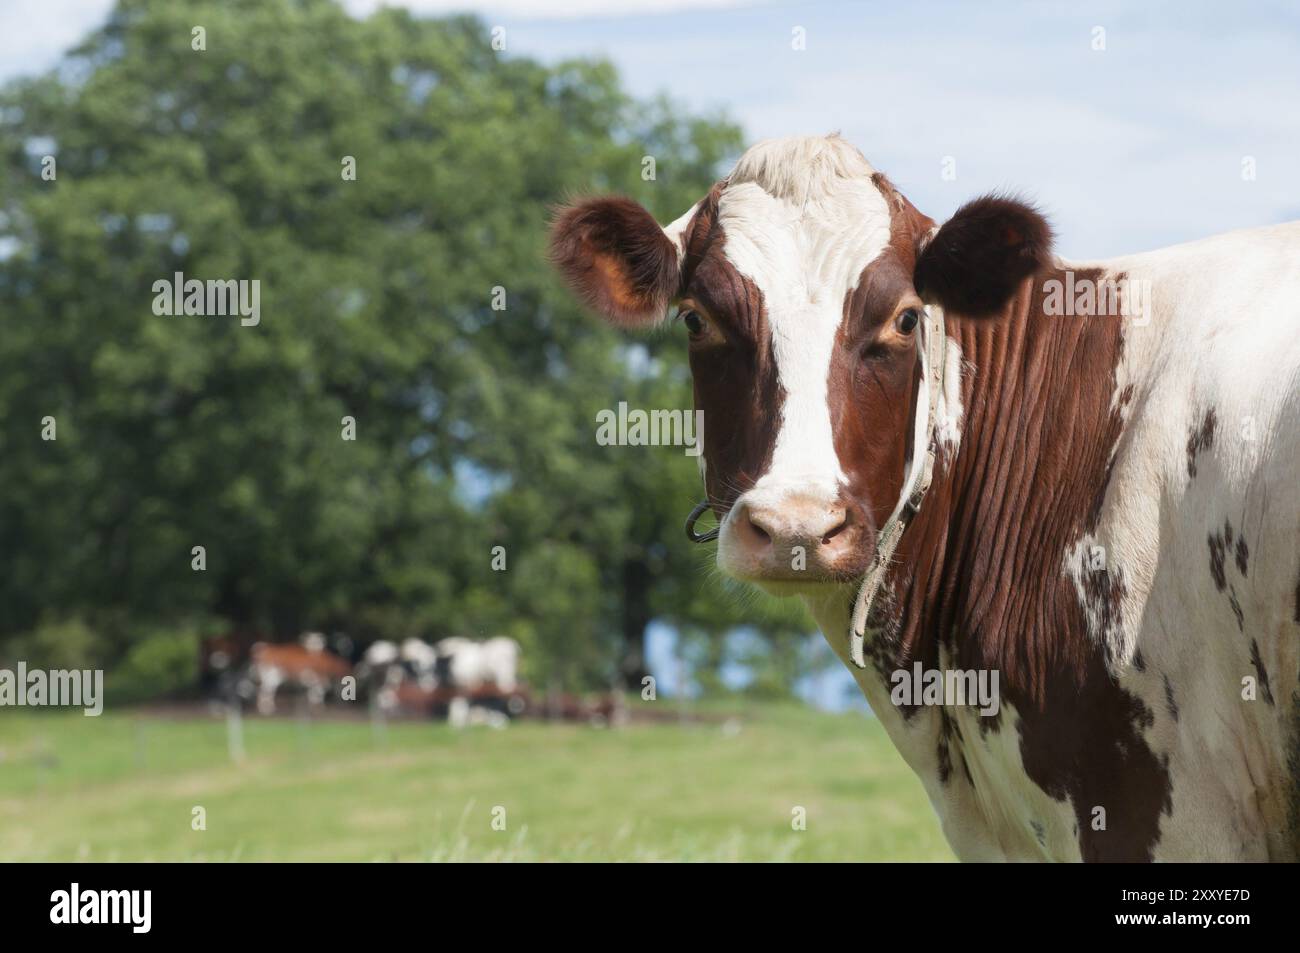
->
[551,135,1051,591]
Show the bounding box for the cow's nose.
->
[728,495,860,577]
[742,502,849,546]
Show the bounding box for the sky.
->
[4,0,1297,709]
[5,0,1299,256]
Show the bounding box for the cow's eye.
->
[896,308,920,334]
[678,303,726,347]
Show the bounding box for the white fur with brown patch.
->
[1062,222,1300,860]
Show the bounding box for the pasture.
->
[0,705,951,862]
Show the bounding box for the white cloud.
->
[0,0,114,83]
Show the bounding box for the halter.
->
[685,307,948,670]
[846,307,946,667]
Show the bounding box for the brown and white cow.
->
[550,134,1300,861]
[246,634,353,715]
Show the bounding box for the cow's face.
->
[551,135,1050,591]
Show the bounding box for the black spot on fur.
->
[1134,697,1156,731]
[1208,532,1227,591]
[936,743,951,783]
[936,710,954,784]
[1031,820,1047,846]
[1133,649,1146,673]
[1163,675,1179,723]
[1229,587,1244,632]
[1235,535,1249,576]
[1286,697,1300,847]
[1186,408,1217,478]
[1082,564,1127,666]
[1250,640,1274,706]
[936,709,976,787]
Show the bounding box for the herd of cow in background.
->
[200,631,624,728]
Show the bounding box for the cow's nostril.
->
[747,513,772,543]
[822,511,851,543]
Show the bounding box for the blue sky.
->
[5,1,1298,253]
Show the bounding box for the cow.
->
[549,133,1300,861]
[434,636,519,694]
[400,637,440,690]
[356,639,404,711]
[246,632,353,715]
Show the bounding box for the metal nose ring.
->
[685,500,719,543]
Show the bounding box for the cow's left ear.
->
[913,195,1053,318]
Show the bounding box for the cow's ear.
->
[913,195,1053,318]
[549,196,680,328]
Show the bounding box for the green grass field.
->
[0,704,951,861]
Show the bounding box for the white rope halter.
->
[847,306,947,668]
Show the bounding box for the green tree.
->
[0,0,812,692]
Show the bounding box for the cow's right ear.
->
[549,197,680,329]
[913,194,1053,318]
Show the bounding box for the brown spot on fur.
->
[1286,699,1300,848]
[687,248,782,517]
[1163,675,1179,722]
[1250,640,1274,705]
[1229,587,1244,632]
[1209,532,1227,591]
[1186,408,1217,478]
[934,709,978,787]
[1031,819,1047,846]
[1082,564,1127,667]
[937,710,954,784]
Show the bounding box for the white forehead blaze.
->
[716,136,893,505]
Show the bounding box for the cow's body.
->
[798,223,1300,861]
[551,135,1300,860]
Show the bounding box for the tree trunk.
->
[619,557,651,689]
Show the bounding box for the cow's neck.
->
[888,268,1127,696]
[814,267,1176,861]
